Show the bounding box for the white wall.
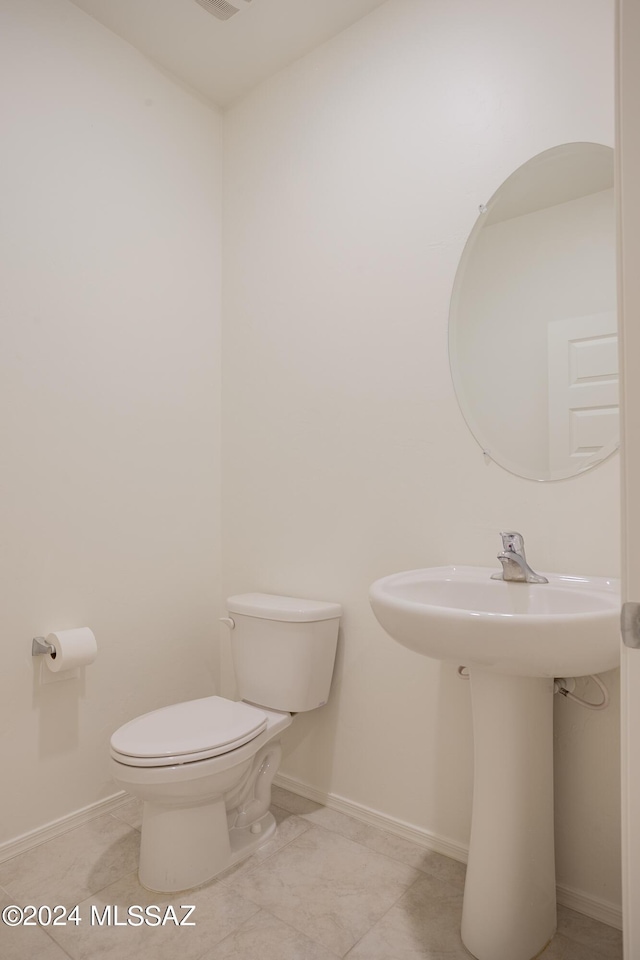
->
[0,0,620,917]
[223,0,620,910]
[0,0,222,843]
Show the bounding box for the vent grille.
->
[194,0,240,21]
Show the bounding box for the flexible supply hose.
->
[556,674,609,711]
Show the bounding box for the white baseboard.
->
[273,772,623,931]
[0,792,130,864]
[555,882,622,931]
[274,771,468,864]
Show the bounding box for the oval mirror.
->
[449,143,617,481]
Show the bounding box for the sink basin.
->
[369,565,620,677]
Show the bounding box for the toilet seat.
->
[110,696,267,767]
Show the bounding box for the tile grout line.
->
[108,811,141,831]
[217,817,427,959]
[339,869,438,959]
[38,923,78,960]
[271,789,468,883]
[272,803,620,959]
[216,817,313,888]
[30,867,141,954]
[274,779,623,932]
[295,816,466,892]
[187,901,264,960]
[199,906,343,960]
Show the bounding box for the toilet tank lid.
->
[227,593,342,622]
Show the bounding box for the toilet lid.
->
[110,696,268,766]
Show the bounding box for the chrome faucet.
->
[491,531,548,584]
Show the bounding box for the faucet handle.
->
[499,531,525,556]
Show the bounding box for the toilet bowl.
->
[111,698,291,892]
[110,593,341,892]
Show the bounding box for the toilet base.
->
[139,803,277,893]
[229,810,277,862]
[139,794,230,893]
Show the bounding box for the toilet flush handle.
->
[219,617,235,629]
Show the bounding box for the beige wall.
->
[222,0,620,909]
[0,0,222,843]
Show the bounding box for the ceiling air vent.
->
[193,0,253,21]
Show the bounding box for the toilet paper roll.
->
[45,628,97,673]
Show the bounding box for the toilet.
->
[110,593,341,893]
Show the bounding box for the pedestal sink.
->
[369,565,620,960]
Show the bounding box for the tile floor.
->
[0,785,623,960]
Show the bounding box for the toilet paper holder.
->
[32,636,56,658]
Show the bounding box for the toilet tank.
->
[226,593,341,713]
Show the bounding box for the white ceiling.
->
[68,0,389,107]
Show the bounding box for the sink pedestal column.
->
[461,670,557,960]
